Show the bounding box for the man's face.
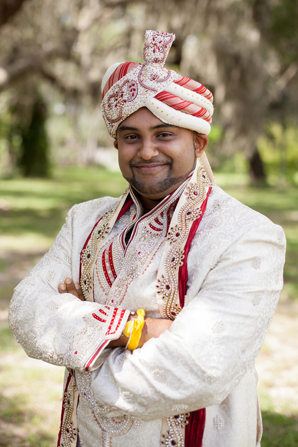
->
[114,108,208,201]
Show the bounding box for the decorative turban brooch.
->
[101,30,214,138]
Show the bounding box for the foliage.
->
[0,90,18,177]
[207,124,249,174]
[0,89,51,178]
[258,122,298,185]
[270,0,298,65]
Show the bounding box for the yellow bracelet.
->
[123,317,134,339]
[123,309,145,351]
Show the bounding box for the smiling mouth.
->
[132,164,170,173]
[132,161,170,168]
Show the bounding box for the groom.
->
[9,30,286,447]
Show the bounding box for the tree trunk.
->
[0,0,27,26]
[248,146,266,184]
[18,93,51,177]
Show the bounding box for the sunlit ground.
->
[0,166,297,446]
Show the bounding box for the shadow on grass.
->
[0,166,128,241]
[262,411,298,447]
[0,394,55,447]
[223,184,298,215]
[0,208,67,239]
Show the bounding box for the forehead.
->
[118,107,168,131]
[116,107,196,140]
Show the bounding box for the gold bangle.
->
[123,309,145,351]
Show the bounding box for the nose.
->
[138,136,159,160]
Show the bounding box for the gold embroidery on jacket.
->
[161,414,190,447]
[59,374,78,447]
[80,190,130,302]
[80,209,115,300]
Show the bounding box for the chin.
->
[133,184,178,200]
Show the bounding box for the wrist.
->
[108,312,136,348]
[124,309,145,350]
[138,317,148,348]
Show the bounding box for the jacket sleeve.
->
[8,204,130,372]
[86,222,286,420]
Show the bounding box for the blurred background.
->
[0,0,297,445]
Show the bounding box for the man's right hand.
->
[58,278,85,301]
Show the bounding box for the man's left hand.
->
[57,279,172,348]
[58,278,85,301]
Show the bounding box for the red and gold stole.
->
[156,160,212,447]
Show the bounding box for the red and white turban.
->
[101,30,215,181]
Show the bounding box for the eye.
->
[157,132,174,139]
[124,134,139,141]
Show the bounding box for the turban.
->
[101,30,215,182]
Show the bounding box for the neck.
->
[138,195,164,212]
[130,188,165,211]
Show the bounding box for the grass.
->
[0,358,63,447]
[0,166,128,250]
[0,166,297,446]
[0,326,19,352]
[262,411,298,446]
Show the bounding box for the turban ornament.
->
[101,30,215,182]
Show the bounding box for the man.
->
[9,30,286,447]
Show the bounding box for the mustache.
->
[130,158,172,167]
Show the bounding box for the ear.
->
[193,133,209,157]
[113,139,119,150]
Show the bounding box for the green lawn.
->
[0,166,297,446]
[0,166,128,249]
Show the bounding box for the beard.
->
[123,157,196,196]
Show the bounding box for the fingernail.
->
[75,283,80,290]
[65,278,72,284]
[60,284,66,290]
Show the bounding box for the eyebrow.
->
[151,124,177,130]
[118,123,177,133]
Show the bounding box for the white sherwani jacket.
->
[9,162,286,447]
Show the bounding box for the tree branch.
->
[276,62,298,91]
[0,45,73,92]
[76,0,136,32]
[40,68,82,99]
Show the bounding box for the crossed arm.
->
[8,200,286,419]
[58,278,172,349]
